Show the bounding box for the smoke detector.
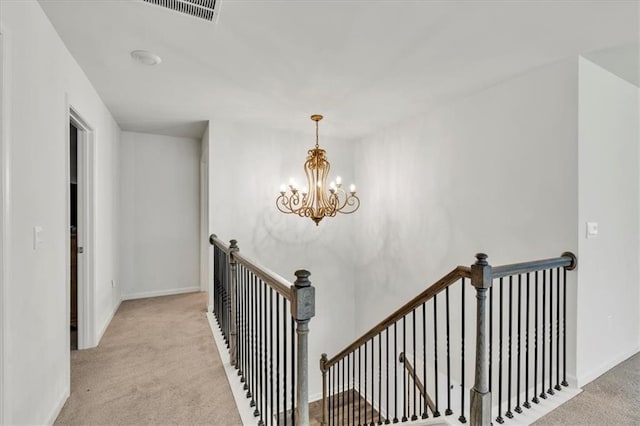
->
[142,0,220,22]
[131,50,162,66]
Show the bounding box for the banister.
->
[233,251,292,300]
[209,234,230,253]
[209,234,292,300]
[491,252,577,279]
[399,352,436,415]
[324,266,469,369]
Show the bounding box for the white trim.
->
[207,312,256,425]
[121,287,202,301]
[68,106,96,349]
[45,388,69,426]
[95,299,121,345]
[576,345,640,387]
[0,25,10,426]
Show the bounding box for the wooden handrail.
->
[209,234,292,300]
[209,234,229,253]
[399,352,436,415]
[491,252,577,278]
[233,252,292,300]
[324,266,469,369]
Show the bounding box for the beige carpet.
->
[534,352,640,426]
[55,292,242,425]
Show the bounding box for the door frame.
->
[67,106,96,350]
[0,25,9,426]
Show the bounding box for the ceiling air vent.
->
[143,0,220,22]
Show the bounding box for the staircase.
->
[319,253,577,426]
[209,234,577,426]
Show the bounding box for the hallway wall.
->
[209,119,358,398]
[576,57,639,386]
[352,58,580,381]
[120,131,201,300]
[0,1,122,424]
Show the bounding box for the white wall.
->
[120,131,201,300]
[0,1,122,424]
[210,119,357,398]
[352,58,579,345]
[576,57,639,386]
[200,122,211,297]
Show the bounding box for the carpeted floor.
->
[534,352,640,426]
[55,292,242,425]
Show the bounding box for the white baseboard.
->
[206,312,256,425]
[46,387,69,425]
[95,299,122,347]
[121,286,201,301]
[576,345,640,387]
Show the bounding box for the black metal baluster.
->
[386,328,391,424]
[260,281,266,426]
[489,285,493,398]
[555,267,561,391]
[460,280,467,422]
[365,340,368,426]
[250,275,257,409]
[269,288,274,425]
[540,270,547,400]
[338,359,344,426]
[331,365,335,426]
[371,337,375,426]
[283,296,287,426]
[236,266,242,380]
[328,365,332,426]
[379,332,383,424]
[359,346,362,426]
[352,352,357,426]
[344,357,347,426]
[255,277,261,420]
[393,322,398,424]
[533,271,539,405]
[348,353,351,426]
[548,269,554,396]
[524,273,531,409]
[422,303,428,419]
[496,278,504,424]
[506,276,513,419]
[562,267,568,388]
[244,268,250,390]
[276,293,280,424]
[433,295,440,417]
[402,317,407,422]
[291,315,296,425]
[245,275,255,407]
[445,287,452,417]
[515,275,522,414]
[411,311,417,421]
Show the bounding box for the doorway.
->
[68,107,95,351]
[69,122,78,350]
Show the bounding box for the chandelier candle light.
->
[276,114,360,226]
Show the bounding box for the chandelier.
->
[276,114,360,226]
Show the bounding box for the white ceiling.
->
[39,0,638,140]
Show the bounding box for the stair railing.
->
[210,235,316,426]
[319,252,577,426]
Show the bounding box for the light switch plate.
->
[586,222,598,238]
[33,226,43,249]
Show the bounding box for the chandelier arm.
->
[336,194,360,214]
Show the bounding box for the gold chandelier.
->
[276,114,360,226]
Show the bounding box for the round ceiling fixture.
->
[130,50,162,66]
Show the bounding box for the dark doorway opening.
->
[70,122,78,350]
